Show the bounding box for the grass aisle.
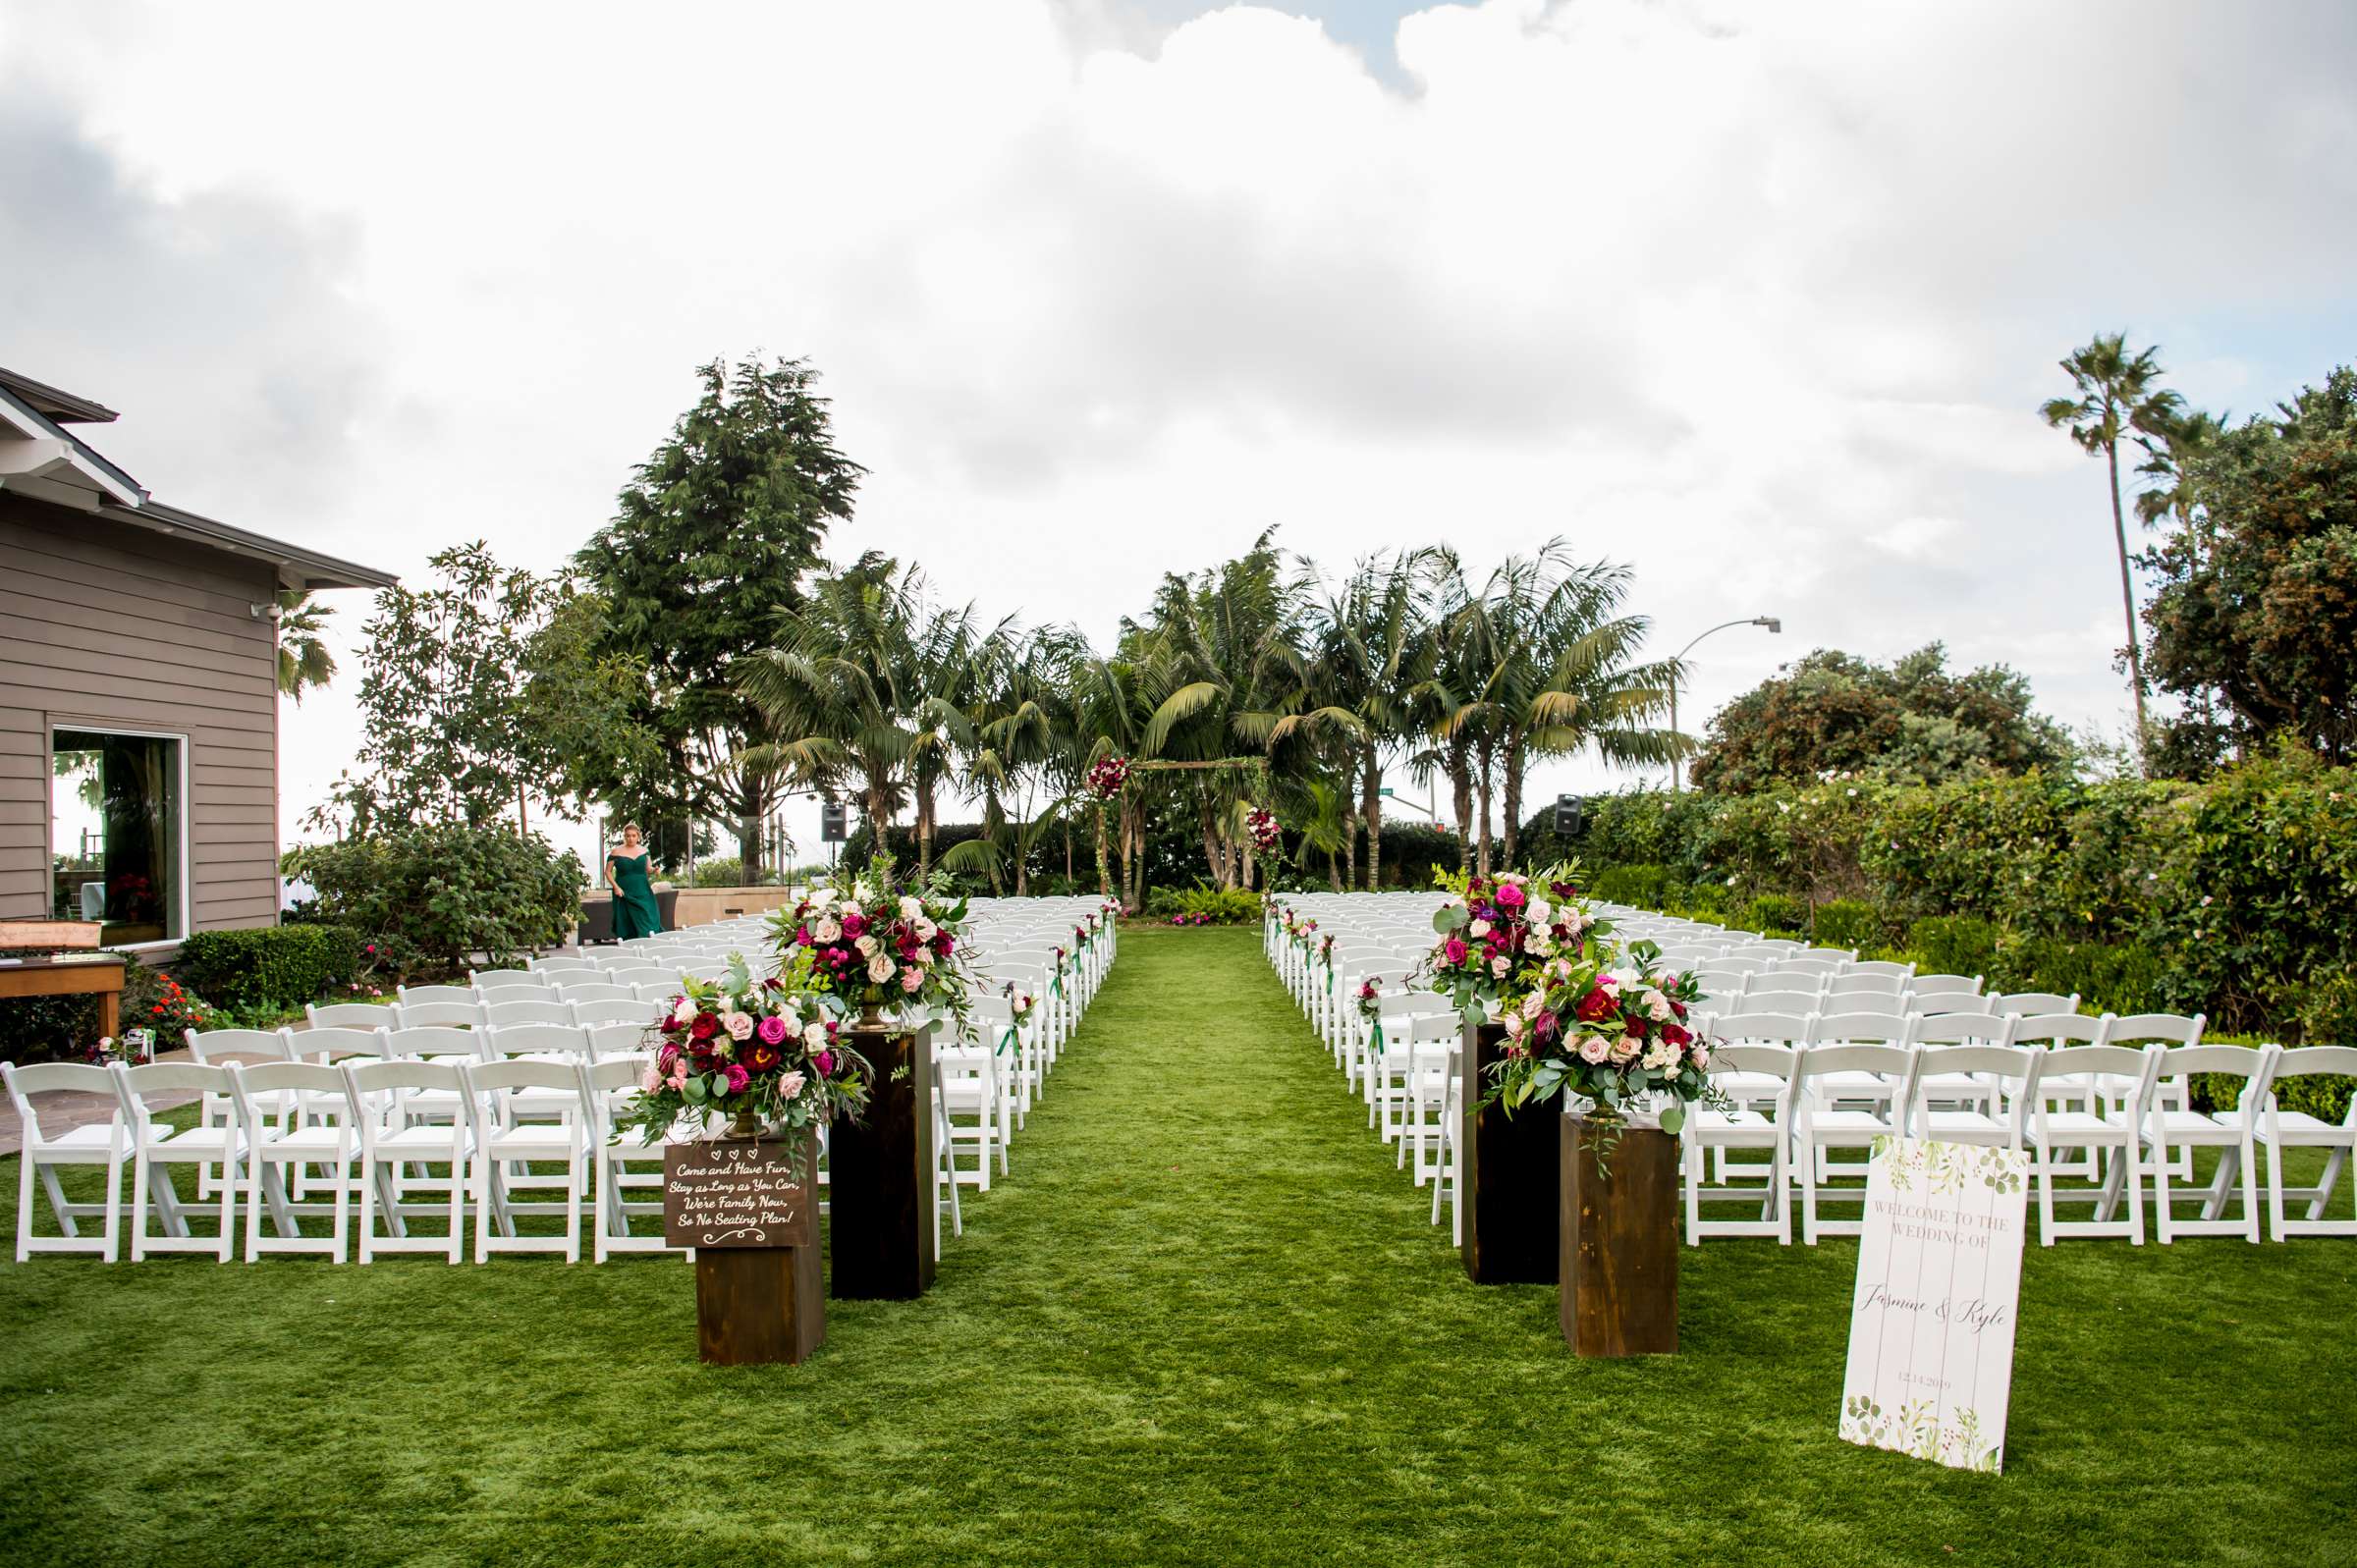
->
[3,924,2354,1566]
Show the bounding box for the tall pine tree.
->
[573,356,862,878]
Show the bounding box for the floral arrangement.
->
[1489,939,1722,1145]
[146,975,221,1038]
[1425,870,1605,1025]
[1085,754,1130,800]
[617,955,871,1140]
[1169,911,1215,927]
[1355,977,1387,1053]
[84,1028,156,1066]
[1317,930,1336,970]
[1244,806,1281,854]
[770,863,974,1024]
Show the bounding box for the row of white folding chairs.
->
[307,997,670,1032]
[4,1052,975,1266]
[1681,1040,2357,1246]
[1695,971,1990,1009]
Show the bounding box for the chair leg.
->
[447,1156,467,1265]
[565,1148,582,1265]
[2151,1141,2174,1244]
[1801,1143,1820,1246]
[2238,1141,2260,1243]
[2268,1137,2287,1242]
[331,1158,351,1263]
[2036,1145,2056,1246]
[16,1156,34,1264]
[215,1155,238,1263]
[130,1149,151,1263]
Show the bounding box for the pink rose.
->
[1610,1035,1641,1062]
[640,1063,662,1093]
[757,1013,790,1046]
[1443,937,1469,966]
[1577,1037,1612,1064]
[723,1063,750,1095]
[724,1011,755,1042]
[666,1065,688,1091]
[901,967,924,993]
[1494,882,1526,909]
[1489,955,1510,978]
[812,1050,835,1077]
[778,1071,806,1098]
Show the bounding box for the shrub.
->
[1908,914,2001,979]
[0,955,176,1065]
[1810,898,1889,952]
[1148,882,1261,925]
[1997,937,2165,1016]
[1589,863,1674,907]
[1741,893,1808,937]
[282,825,586,981]
[173,925,364,1011]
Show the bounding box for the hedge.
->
[174,925,364,1011]
[1551,754,2357,1040]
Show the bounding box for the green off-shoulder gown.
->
[609,850,663,940]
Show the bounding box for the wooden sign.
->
[663,1138,815,1249]
[1839,1136,2029,1473]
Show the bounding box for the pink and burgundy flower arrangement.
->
[768,868,975,1023]
[1488,940,1723,1137]
[1085,754,1130,800]
[1425,870,1605,1024]
[1244,806,1281,854]
[616,953,872,1140]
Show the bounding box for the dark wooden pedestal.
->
[1560,1114,1679,1357]
[696,1243,824,1365]
[1460,1020,1561,1284]
[828,1022,937,1300]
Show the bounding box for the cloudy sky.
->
[5,0,2354,869]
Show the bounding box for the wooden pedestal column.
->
[665,1133,823,1366]
[1560,1113,1679,1357]
[1460,1020,1561,1285]
[828,1021,937,1300]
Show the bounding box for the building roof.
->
[0,365,397,591]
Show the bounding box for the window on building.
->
[49,729,184,946]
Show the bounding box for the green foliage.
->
[2143,365,2357,767]
[309,543,569,836]
[1588,862,1675,908]
[173,926,364,1011]
[573,355,861,880]
[1740,893,1807,938]
[1689,644,2074,794]
[1143,883,1263,924]
[282,826,586,981]
[1809,898,1889,952]
[1907,915,2001,979]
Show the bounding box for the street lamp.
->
[1670,615,1781,792]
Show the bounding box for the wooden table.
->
[0,953,127,1039]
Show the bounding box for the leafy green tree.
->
[311,543,559,835]
[2142,365,2357,766]
[1689,644,2074,794]
[2042,333,2181,758]
[573,355,861,879]
[274,590,337,703]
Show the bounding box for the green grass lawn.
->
[2,924,2352,1566]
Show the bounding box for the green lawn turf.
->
[2,924,2352,1566]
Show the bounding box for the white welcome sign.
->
[1838,1136,2028,1474]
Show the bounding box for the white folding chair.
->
[461,1058,585,1263]
[395,1000,485,1030]
[1684,1044,1794,1244]
[345,1058,472,1264]
[575,1055,678,1261]
[2256,1046,2357,1240]
[305,1002,395,1029]
[483,999,576,1028]
[230,1060,356,1261]
[1791,1043,1921,1244]
[4,1061,126,1261]
[2109,1013,2207,1178]
[2145,1044,2275,1244]
[2026,1044,2158,1245]
[112,1061,245,1262]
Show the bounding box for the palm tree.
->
[2042,334,2181,761]
[739,554,925,862]
[1288,551,1433,891]
[275,590,337,703]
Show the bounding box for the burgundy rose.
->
[743,1042,782,1073]
[1663,1023,1692,1047]
[934,931,955,956]
[689,1012,719,1040]
[1575,986,1617,1023]
[723,1062,750,1094]
[1443,936,1469,966]
[841,912,867,939]
[812,1050,835,1077]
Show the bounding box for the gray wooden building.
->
[0,366,395,954]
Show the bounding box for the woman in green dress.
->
[606,823,664,940]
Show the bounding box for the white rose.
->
[854,935,879,957]
[1642,1041,1677,1070]
[1527,898,1552,926]
[813,916,843,944]
[1529,931,1555,955]
[899,895,923,920]
[1642,989,1672,1021]
[913,917,938,941]
[1490,955,1510,978]
[670,997,695,1025]
[1468,919,1492,938]
[801,1021,827,1049]
[811,887,837,910]
[866,954,895,984]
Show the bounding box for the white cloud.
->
[3,0,2351,861]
